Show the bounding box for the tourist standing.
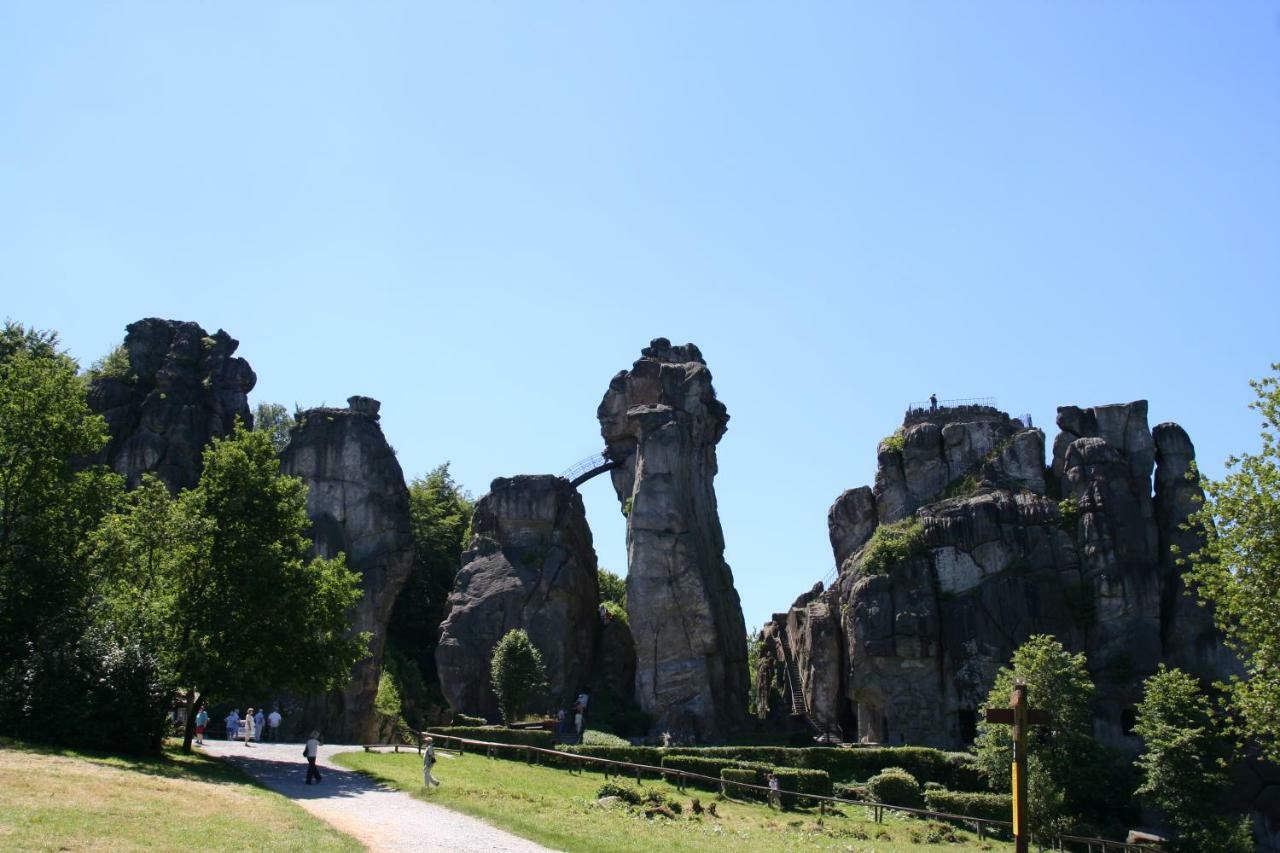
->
[304,731,322,784]
[767,773,781,810]
[242,708,255,746]
[422,736,440,787]
[225,709,240,741]
[194,708,209,745]
[253,708,265,742]
[267,708,282,742]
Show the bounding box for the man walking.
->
[422,736,440,788]
[194,708,209,746]
[267,708,282,742]
[304,731,322,785]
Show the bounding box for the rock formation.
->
[598,338,749,738]
[436,475,607,721]
[86,318,256,491]
[761,401,1237,752]
[280,396,414,743]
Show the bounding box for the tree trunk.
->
[180,688,202,753]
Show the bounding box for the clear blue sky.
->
[4,3,1278,630]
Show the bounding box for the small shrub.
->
[581,729,630,747]
[87,345,134,383]
[452,712,486,726]
[860,518,926,575]
[834,782,869,801]
[597,781,644,805]
[924,789,1012,824]
[426,726,553,749]
[601,600,628,626]
[621,497,633,517]
[867,766,922,808]
[1057,497,1080,531]
[881,429,905,454]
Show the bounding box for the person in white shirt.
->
[304,731,322,784]
[253,708,265,742]
[225,710,240,741]
[267,709,282,742]
[422,736,440,787]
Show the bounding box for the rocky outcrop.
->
[764,401,1236,752]
[598,338,749,738]
[280,396,414,743]
[436,475,602,721]
[86,318,256,491]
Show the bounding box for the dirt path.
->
[202,740,555,853]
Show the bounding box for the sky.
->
[3,3,1278,631]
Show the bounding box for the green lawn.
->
[0,740,360,852]
[335,749,1013,853]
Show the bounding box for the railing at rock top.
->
[561,452,620,488]
[906,396,997,412]
[418,731,1161,852]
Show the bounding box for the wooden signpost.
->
[984,678,1050,853]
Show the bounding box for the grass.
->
[0,740,360,852]
[335,750,1014,852]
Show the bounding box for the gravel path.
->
[201,739,555,853]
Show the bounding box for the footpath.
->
[201,739,554,853]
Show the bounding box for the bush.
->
[860,518,926,575]
[924,789,1012,824]
[452,713,486,726]
[773,767,833,808]
[597,781,644,805]
[663,745,980,790]
[867,766,922,808]
[661,754,766,787]
[881,429,905,454]
[721,767,766,800]
[581,729,630,747]
[489,629,549,723]
[557,744,663,767]
[426,726,553,749]
[835,782,869,801]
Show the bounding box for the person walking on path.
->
[304,731,322,784]
[225,709,240,741]
[767,773,781,810]
[267,708,282,742]
[422,736,440,788]
[253,708,265,742]
[242,708,256,746]
[194,708,209,745]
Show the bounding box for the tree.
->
[1134,666,1252,852]
[373,669,403,742]
[1184,363,1280,762]
[0,324,124,744]
[385,463,473,728]
[173,423,368,751]
[253,401,295,453]
[598,568,626,608]
[974,635,1100,837]
[489,629,548,724]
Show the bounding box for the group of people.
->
[555,690,590,738]
[200,706,283,746]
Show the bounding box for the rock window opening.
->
[1121,707,1136,737]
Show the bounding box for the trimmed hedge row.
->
[720,767,765,801]
[427,726,554,749]
[774,767,833,807]
[923,790,1012,824]
[556,744,664,765]
[664,745,981,790]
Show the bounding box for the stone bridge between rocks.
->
[561,452,620,488]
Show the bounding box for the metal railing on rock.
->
[906,396,998,411]
[421,731,1160,852]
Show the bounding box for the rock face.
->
[280,396,414,743]
[86,318,256,491]
[436,475,604,721]
[598,338,749,738]
[761,401,1237,752]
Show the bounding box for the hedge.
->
[556,744,664,766]
[923,790,1012,825]
[664,745,981,790]
[834,782,869,801]
[426,726,554,749]
[773,767,833,808]
[867,767,922,808]
[720,767,766,801]
[660,754,769,788]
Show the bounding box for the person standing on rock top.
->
[930,393,938,411]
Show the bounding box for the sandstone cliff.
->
[598,338,749,738]
[762,402,1236,751]
[86,318,256,491]
[280,396,414,743]
[435,475,608,720]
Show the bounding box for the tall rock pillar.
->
[597,338,748,738]
[280,396,414,743]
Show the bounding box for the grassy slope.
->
[0,742,360,852]
[335,750,1013,853]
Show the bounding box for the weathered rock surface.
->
[598,338,749,738]
[280,396,414,743]
[436,475,602,721]
[86,318,256,491]
[764,401,1236,753]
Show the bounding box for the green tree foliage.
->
[489,629,548,724]
[85,344,134,383]
[253,401,295,453]
[0,324,127,745]
[374,669,403,741]
[860,517,926,575]
[598,567,626,609]
[746,630,763,717]
[973,635,1101,837]
[1184,363,1280,762]
[385,463,473,729]
[173,424,368,750]
[1134,666,1252,853]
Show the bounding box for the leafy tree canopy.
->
[1134,665,1252,853]
[253,401,295,453]
[598,568,626,609]
[1184,363,1280,762]
[490,628,548,724]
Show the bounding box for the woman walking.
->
[422,736,440,788]
[241,708,255,746]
